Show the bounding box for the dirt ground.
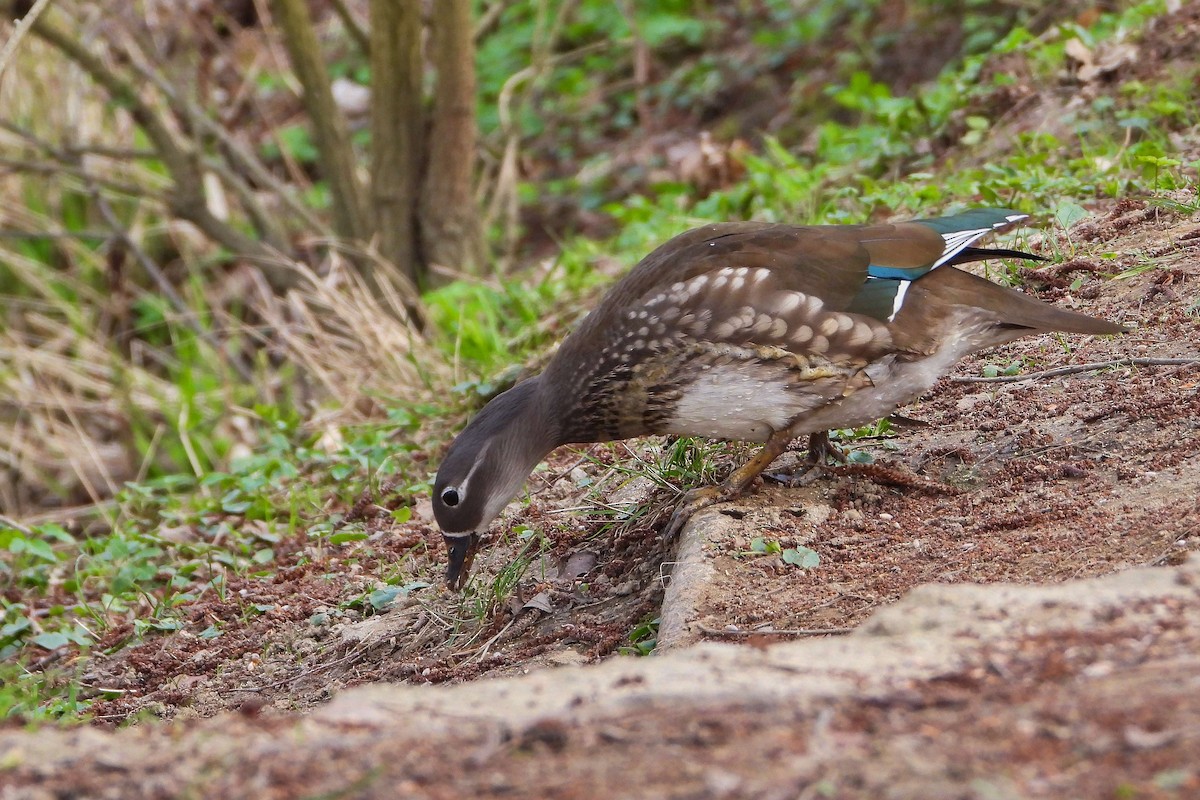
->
[4,560,1200,799]
[57,195,1200,721]
[5,6,1200,795]
[4,175,1198,800]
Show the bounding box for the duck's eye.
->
[441,488,461,507]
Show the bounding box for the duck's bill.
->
[443,532,481,590]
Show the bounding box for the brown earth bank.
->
[4,560,1200,799]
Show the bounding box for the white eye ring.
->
[441,487,462,507]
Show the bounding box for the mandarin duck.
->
[432,209,1126,587]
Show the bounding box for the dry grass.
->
[0,248,441,518]
[0,20,439,521]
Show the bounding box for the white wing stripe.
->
[887,281,910,321]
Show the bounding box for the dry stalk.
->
[0,0,55,81]
[233,251,442,420]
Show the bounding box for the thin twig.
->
[0,122,156,161]
[83,172,256,383]
[328,0,369,54]
[117,24,330,240]
[0,154,161,198]
[950,357,1200,384]
[0,0,55,80]
[232,644,371,692]
[470,619,515,663]
[531,453,593,495]
[0,229,110,240]
[483,5,602,267]
[696,624,855,638]
[618,0,653,132]
[474,0,511,42]
[0,514,35,535]
[8,501,118,527]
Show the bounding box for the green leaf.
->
[329,530,367,545]
[0,618,32,642]
[1054,201,1088,229]
[368,581,430,611]
[37,524,74,544]
[65,627,94,646]
[1137,155,1181,168]
[367,585,400,609]
[782,547,820,569]
[368,587,404,610]
[30,632,71,650]
[632,638,657,655]
[390,506,413,523]
[10,536,57,563]
[847,449,875,464]
[131,615,177,638]
[981,361,1021,378]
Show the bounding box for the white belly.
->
[661,362,836,442]
[658,336,972,443]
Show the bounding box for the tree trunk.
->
[270,0,369,245]
[420,0,484,278]
[369,0,423,286]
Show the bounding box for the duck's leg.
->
[805,430,848,466]
[663,429,795,538]
[762,431,846,488]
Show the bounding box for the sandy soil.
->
[4,560,1200,799]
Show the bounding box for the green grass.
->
[0,409,433,720]
[620,616,660,656]
[0,662,93,724]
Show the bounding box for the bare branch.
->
[0,514,35,536]
[115,25,332,240]
[82,171,255,383]
[0,0,54,80]
[0,120,157,161]
[950,357,1200,384]
[328,0,369,55]
[29,11,277,265]
[474,0,511,42]
[270,0,370,243]
[0,121,166,198]
[0,229,109,241]
[0,155,163,199]
[483,8,596,267]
